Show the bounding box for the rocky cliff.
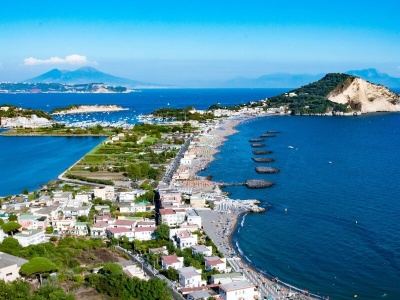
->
[327,77,400,113]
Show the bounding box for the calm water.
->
[1,89,399,299]
[200,114,400,299]
[0,89,286,195]
[0,134,105,196]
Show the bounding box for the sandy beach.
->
[51,104,126,115]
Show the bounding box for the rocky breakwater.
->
[251,143,265,147]
[249,138,263,142]
[260,133,276,138]
[252,150,273,155]
[252,157,275,163]
[255,167,280,174]
[246,179,275,189]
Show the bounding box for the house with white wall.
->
[205,256,227,272]
[13,229,46,247]
[161,254,184,270]
[178,266,205,288]
[219,280,258,300]
[0,252,28,282]
[191,245,213,257]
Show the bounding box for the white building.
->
[159,208,186,227]
[0,252,28,282]
[93,186,115,201]
[191,245,213,257]
[204,256,227,272]
[133,226,156,241]
[171,229,197,249]
[13,229,46,247]
[219,280,258,300]
[186,210,202,228]
[178,267,205,288]
[107,227,135,241]
[161,254,184,270]
[210,273,245,285]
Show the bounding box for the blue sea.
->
[1,89,399,299]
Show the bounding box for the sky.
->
[1,0,400,85]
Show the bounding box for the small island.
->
[50,104,126,115]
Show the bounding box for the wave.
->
[240,213,248,227]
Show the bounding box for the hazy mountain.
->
[25,66,160,88]
[345,68,400,89]
[222,73,325,88]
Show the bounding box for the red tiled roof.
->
[108,227,132,234]
[114,219,136,226]
[162,254,181,265]
[134,226,156,232]
[159,209,175,215]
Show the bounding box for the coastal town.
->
[0,102,321,300]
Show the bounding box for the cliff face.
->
[327,78,400,113]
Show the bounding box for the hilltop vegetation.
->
[265,73,352,114]
[0,104,53,120]
[152,106,216,121]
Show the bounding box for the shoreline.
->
[192,114,323,299]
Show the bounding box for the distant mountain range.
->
[222,68,400,89]
[24,67,400,89]
[25,67,160,88]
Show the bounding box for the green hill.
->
[266,73,353,115]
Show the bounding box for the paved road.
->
[116,246,184,300]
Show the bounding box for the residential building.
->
[219,280,258,300]
[161,255,184,270]
[191,245,213,257]
[107,227,135,240]
[186,210,202,228]
[118,203,147,214]
[91,221,108,238]
[73,222,89,236]
[210,273,245,285]
[93,186,115,201]
[74,193,91,203]
[172,229,197,249]
[205,256,227,272]
[134,226,156,241]
[149,246,168,255]
[62,205,91,218]
[0,252,28,282]
[178,267,204,288]
[13,229,46,247]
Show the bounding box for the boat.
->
[288,146,294,149]
[328,161,332,164]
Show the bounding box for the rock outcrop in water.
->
[252,158,275,163]
[255,167,280,174]
[249,138,263,142]
[246,180,275,189]
[251,143,265,147]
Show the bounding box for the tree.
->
[100,263,123,275]
[1,221,21,236]
[31,284,76,300]
[20,257,58,285]
[22,189,29,195]
[8,214,18,222]
[154,224,169,240]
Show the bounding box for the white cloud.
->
[23,54,96,66]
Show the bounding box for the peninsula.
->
[50,104,126,115]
